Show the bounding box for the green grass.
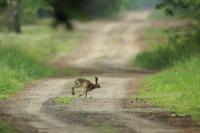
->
[0,48,55,99]
[0,25,83,61]
[149,9,169,20]
[0,25,83,100]
[0,119,16,133]
[139,27,169,48]
[92,123,119,133]
[55,96,75,105]
[132,27,170,69]
[136,56,200,120]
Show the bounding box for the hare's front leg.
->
[72,87,75,95]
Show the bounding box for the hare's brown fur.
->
[72,77,100,98]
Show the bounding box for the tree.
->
[48,0,89,30]
[0,0,21,33]
[156,0,200,20]
[47,0,131,30]
[7,0,21,33]
[0,0,7,9]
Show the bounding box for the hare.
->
[72,77,101,98]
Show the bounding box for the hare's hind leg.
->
[79,90,86,97]
[71,83,78,95]
[71,83,81,95]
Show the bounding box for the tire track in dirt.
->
[2,79,100,133]
[42,76,179,133]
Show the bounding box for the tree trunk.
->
[7,0,21,33]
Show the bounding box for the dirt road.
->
[1,10,200,133]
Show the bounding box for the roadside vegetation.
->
[0,25,83,100]
[136,57,200,119]
[133,26,200,70]
[148,9,170,20]
[133,0,200,120]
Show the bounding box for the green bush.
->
[127,0,160,10]
[133,27,200,70]
[149,9,169,20]
[21,0,51,24]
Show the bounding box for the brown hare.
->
[72,77,101,98]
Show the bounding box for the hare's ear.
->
[95,77,98,83]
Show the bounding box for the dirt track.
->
[1,10,200,133]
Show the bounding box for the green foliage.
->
[1,0,162,25]
[48,0,131,19]
[156,0,200,19]
[55,96,74,105]
[149,9,169,20]
[133,26,200,70]
[48,0,88,18]
[20,0,51,23]
[0,119,16,133]
[127,0,161,10]
[136,56,200,120]
[87,0,128,18]
[0,0,7,9]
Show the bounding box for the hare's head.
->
[95,77,101,88]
